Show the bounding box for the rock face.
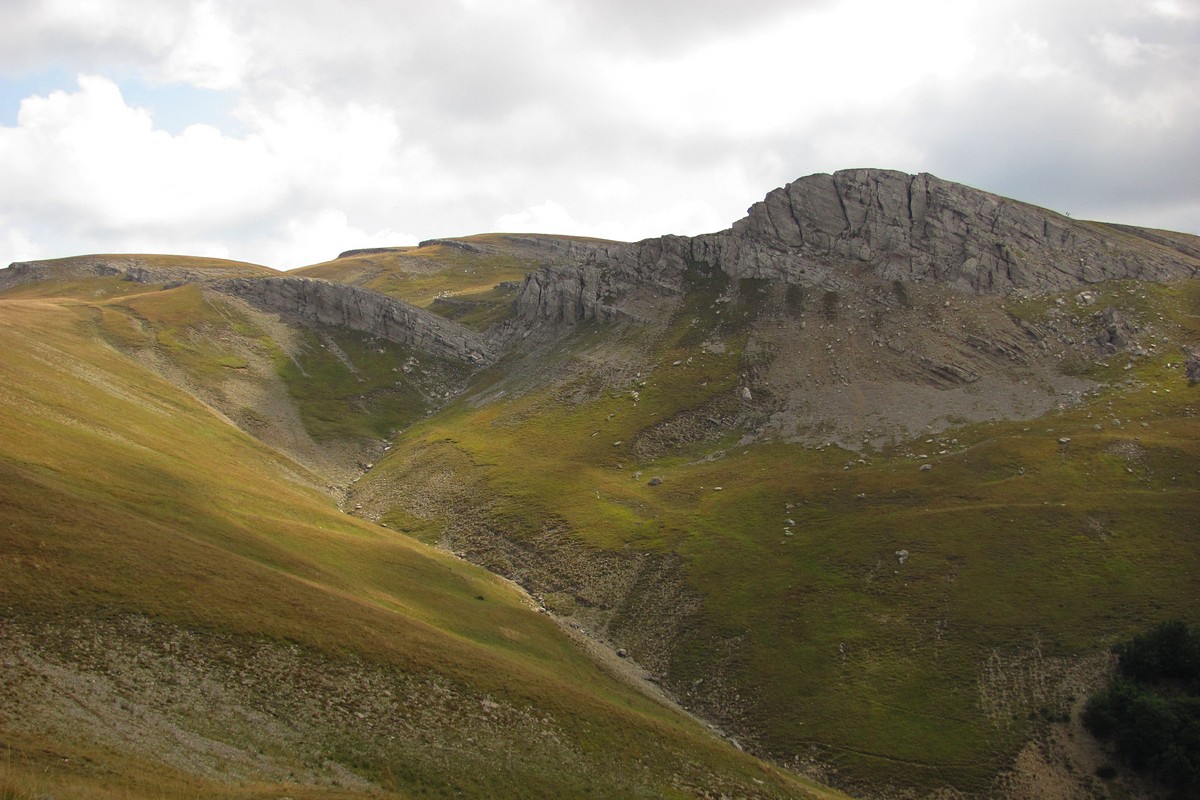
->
[514,169,1200,325]
[730,169,1200,290]
[214,277,495,365]
[0,259,121,290]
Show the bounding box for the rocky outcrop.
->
[514,169,1200,325]
[215,277,495,365]
[336,246,413,259]
[0,256,271,291]
[1,259,124,291]
[728,169,1200,291]
[513,238,674,324]
[1186,346,1200,386]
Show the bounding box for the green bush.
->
[1084,621,1200,797]
[1115,619,1200,687]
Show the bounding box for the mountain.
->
[2,168,1198,800]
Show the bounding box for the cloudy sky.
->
[1,0,1197,270]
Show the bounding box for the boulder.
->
[1186,346,1200,386]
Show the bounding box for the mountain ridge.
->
[513,168,1200,327]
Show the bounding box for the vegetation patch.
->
[1084,621,1200,797]
[279,327,467,442]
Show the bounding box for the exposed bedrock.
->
[215,277,496,365]
[515,169,1200,325]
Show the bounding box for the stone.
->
[1096,307,1137,352]
[1186,347,1200,386]
[741,386,753,402]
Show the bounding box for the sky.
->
[0,0,1197,271]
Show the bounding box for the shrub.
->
[1084,621,1200,797]
[1115,619,1200,687]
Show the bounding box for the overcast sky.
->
[1,0,1197,270]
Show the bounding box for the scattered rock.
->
[920,464,932,471]
[896,549,909,565]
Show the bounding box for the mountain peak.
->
[730,168,1200,293]
[513,168,1200,328]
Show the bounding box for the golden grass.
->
[0,294,831,799]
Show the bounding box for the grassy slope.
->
[0,291,833,799]
[294,236,535,307]
[97,280,462,446]
[361,277,1200,794]
[293,234,616,330]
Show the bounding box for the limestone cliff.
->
[213,276,495,365]
[514,169,1200,325]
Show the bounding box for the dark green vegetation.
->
[279,326,467,442]
[1084,621,1200,797]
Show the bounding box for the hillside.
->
[0,253,277,296]
[0,288,831,799]
[3,168,1199,799]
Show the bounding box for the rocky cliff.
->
[515,168,1200,325]
[214,276,495,365]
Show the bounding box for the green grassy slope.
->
[357,277,1200,795]
[0,292,836,800]
[293,234,617,329]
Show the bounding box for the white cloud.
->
[1,0,1198,272]
[3,225,46,263]
[0,75,425,267]
[0,75,280,230]
[493,201,589,236]
[161,0,248,89]
[276,209,415,269]
[1149,0,1197,21]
